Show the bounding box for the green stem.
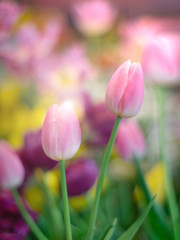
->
[87,116,121,240]
[156,87,179,240]
[59,161,72,240]
[134,156,172,240]
[12,188,48,240]
[134,157,151,199]
[38,179,63,240]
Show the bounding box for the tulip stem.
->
[156,87,179,240]
[87,116,121,240]
[11,188,48,240]
[59,160,72,240]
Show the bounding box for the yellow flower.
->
[69,196,88,211]
[44,168,60,196]
[134,161,166,204]
[23,186,44,212]
[0,82,48,147]
[24,167,60,212]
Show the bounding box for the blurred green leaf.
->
[117,196,155,240]
[99,218,117,240]
[134,157,172,240]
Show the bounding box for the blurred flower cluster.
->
[1,0,180,240]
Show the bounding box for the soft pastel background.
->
[0,0,180,239]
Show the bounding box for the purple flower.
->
[18,129,57,179]
[24,129,57,169]
[66,158,99,197]
[85,102,116,146]
[0,191,36,240]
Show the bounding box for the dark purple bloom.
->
[24,129,57,169]
[66,158,99,197]
[18,129,57,180]
[0,191,36,240]
[85,102,116,146]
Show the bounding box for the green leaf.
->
[134,157,171,240]
[100,218,117,240]
[117,196,155,240]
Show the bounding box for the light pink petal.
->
[118,63,144,117]
[0,141,24,189]
[42,102,81,161]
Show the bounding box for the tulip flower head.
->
[72,0,117,37]
[0,140,25,189]
[115,120,146,160]
[141,34,180,85]
[106,60,144,118]
[41,101,81,161]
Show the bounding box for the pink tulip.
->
[41,102,81,161]
[141,34,180,85]
[0,140,25,189]
[105,60,144,118]
[0,20,61,76]
[72,0,117,37]
[0,1,22,42]
[115,120,146,160]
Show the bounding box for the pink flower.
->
[41,102,81,161]
[115,120,146,160]
[105,60,144,118]
[72,0,117,37]
[0,1,22,42]
[141,34,180,85]
[0,20,61,76]
[34,44,96,93]
[0,140,25,189]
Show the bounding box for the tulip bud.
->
[0,140,25,189]
[115,120,146,160]
[66,158,99,196]
[105,60,144,118]
[41,102,81,161]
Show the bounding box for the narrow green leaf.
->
[99,226,113,240]
[117,196,155,240]
[102,219,117,240]
[134,157,171,240]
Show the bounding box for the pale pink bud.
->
[115,120,146,160]
[41,102,81,161]
[141,34,180,85]
[0,140,25,189]
[105,60,144,118]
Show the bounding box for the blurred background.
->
[0,0,180,240]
